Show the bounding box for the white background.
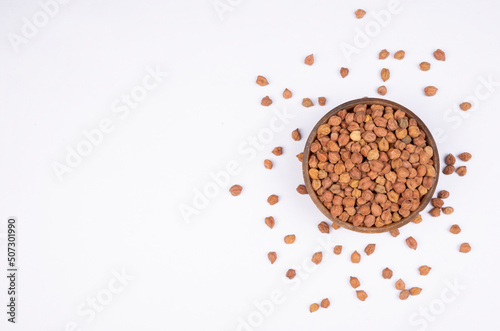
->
[1,0,500,330]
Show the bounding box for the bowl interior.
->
[302,98,440,233]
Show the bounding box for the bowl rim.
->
[302,97,440,233]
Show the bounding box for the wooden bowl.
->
[302,98,440,233]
